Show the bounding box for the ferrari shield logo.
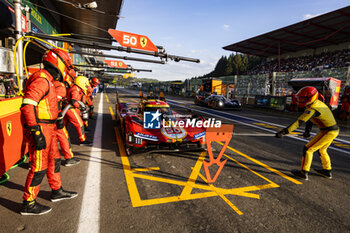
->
[6,121,12,136]
[140,37,147,48]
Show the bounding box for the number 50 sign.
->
[108,29,158,52]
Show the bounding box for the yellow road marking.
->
[114,127,142,207]
[105,93,109,103]
[115,129,292,210]
[223,153,278,185]
[218,142,302,185]
[196,170,243,215]
[180,151,206,197]
[131,167,160,172]
[109,107,115,120]
[132,172,260,198]
[253,122,280,129]
[112,103,302,212]
[130,98,139,103]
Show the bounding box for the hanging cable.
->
[23,39,32,81]
[14,35,69,94]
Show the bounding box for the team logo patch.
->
[6,121,12,136]
[143,110,161,129]
[140,37,147,48]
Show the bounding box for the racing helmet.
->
[42,49,74,81]
[64,68,76,87]
[74,76,90,95]
[90,77,99,88]
[344,86,350,94]
[296,86,319,108]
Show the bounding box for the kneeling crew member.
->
[276,86,339,180]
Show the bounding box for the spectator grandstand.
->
[248,48,350,75]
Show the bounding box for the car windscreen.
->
[144,107,172,115]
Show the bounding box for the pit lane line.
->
[166,99,350,156]
[77,93,103,233]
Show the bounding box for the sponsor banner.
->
[162,118,222,128]
[135,132,158,141]
[194,131,206,139]
[104,60,128,68]
[123,73,136,79]
[6,0,58,34]
[108,29,158,52]
[6,6,27,32]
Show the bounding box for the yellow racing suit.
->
[282,100,339,172]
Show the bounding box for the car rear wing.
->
[139,91,166,101]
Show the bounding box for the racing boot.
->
[314,169,332,179]
[65,157,81,167]
[291,170,308,180]
[20,200,52,216]
[79,140,93,146]
[51,187,78,202]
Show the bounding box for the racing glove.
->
[303,131,311,138]
[80,106,87,112]
[56,113,65,130]
[29,125,46,150]
[275,128,288,138]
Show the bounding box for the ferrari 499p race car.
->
[116,92,207,155]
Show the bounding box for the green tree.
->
[226,54,235,75]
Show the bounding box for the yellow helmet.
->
[74,76,90,94]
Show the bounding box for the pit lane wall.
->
[0,97,25,176]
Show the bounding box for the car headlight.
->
[219,101,223,106]
[128,132,133,142]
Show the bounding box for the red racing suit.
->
[64,84,87,142]
[86,87,94,119]
[339,93,350,120]
[290,93,297,112]
[21,70,62,201]
[53,81,74,159]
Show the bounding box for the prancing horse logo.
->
[140,37,147,48]
[6,121,12,136]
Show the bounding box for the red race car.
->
[116,92,206,155]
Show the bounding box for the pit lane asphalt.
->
[0,88,349,233]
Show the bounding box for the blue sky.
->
[110,0,349,81]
